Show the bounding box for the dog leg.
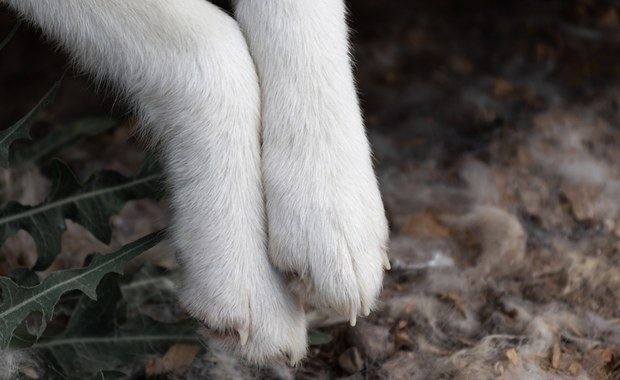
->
[233,0,389,323]
[3,0,307,363]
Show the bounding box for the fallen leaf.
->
[551,339,561,369]
[589,347,614,365]
[492,78,515,97]
[145,344,199,378]
[506,349,519,366]
[561,183,601,222]
[568,362,580,375]
[402,212,449,239]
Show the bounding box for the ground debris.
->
[347,321,395,362]
[3,0,620,378]
[145,344,200,378]
[337,347,364,374]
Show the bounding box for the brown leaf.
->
[395,331,414,349]
[145,344,200,378]
[561,183,601,222]
[568,362,581,375]
[506,349,519,366]
[492,78,515,98]
[589,347,614,365]
[551,339,561,369]
[402,212,449,239]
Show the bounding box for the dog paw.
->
[264,145,389,324]
[175,239,307,364]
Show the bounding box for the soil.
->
[1,0,620,379]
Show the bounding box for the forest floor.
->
[1,0,620,379]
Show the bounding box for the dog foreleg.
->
[233,0,389,324]
[3,0,307,363]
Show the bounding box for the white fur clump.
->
[1,0,388,365]
[426,305,604,380]
[444,205,526,277]
[527,111,620,221]
[0,350,36,380]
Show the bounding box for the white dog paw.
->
[264,151,389,324]
[178,261,307,365]
[232,0,389,327]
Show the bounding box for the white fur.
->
[1,0,388,364]
[233,0,389,320]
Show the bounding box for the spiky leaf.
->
[33,273,201,377]
[0,159,163,270]
[0,230,165,348]
[61,275,122,339]
[0,24,18,52]
[0,79,61,167]
[12,117,118,167]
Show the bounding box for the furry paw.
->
[232,0,389,326]
[264,144,390,324]
[178,258,307,365]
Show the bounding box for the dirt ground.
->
[1,0,620,379]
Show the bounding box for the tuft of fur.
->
[444,205,526,277]
[0,350,38,380]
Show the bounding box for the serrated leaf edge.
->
[0,24,18,51]
[0,173,161,225]
[0,230,164,348]
[0,78,62,167]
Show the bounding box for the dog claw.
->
[362,304,371,317]
[350,310,357,327]
[382,251,391,270]
[285,351,302,367]
[288,354,297,367]
[237,327,249,347]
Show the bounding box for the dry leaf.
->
[145,344,200,378]
[395,331,414,349]
[551,340,561,369]
[506,349,519,366]
[589,347,614,365]
[568,362,580,375]
[561,183,601,222]
[402,212,449,239]
[492,78,515,97]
